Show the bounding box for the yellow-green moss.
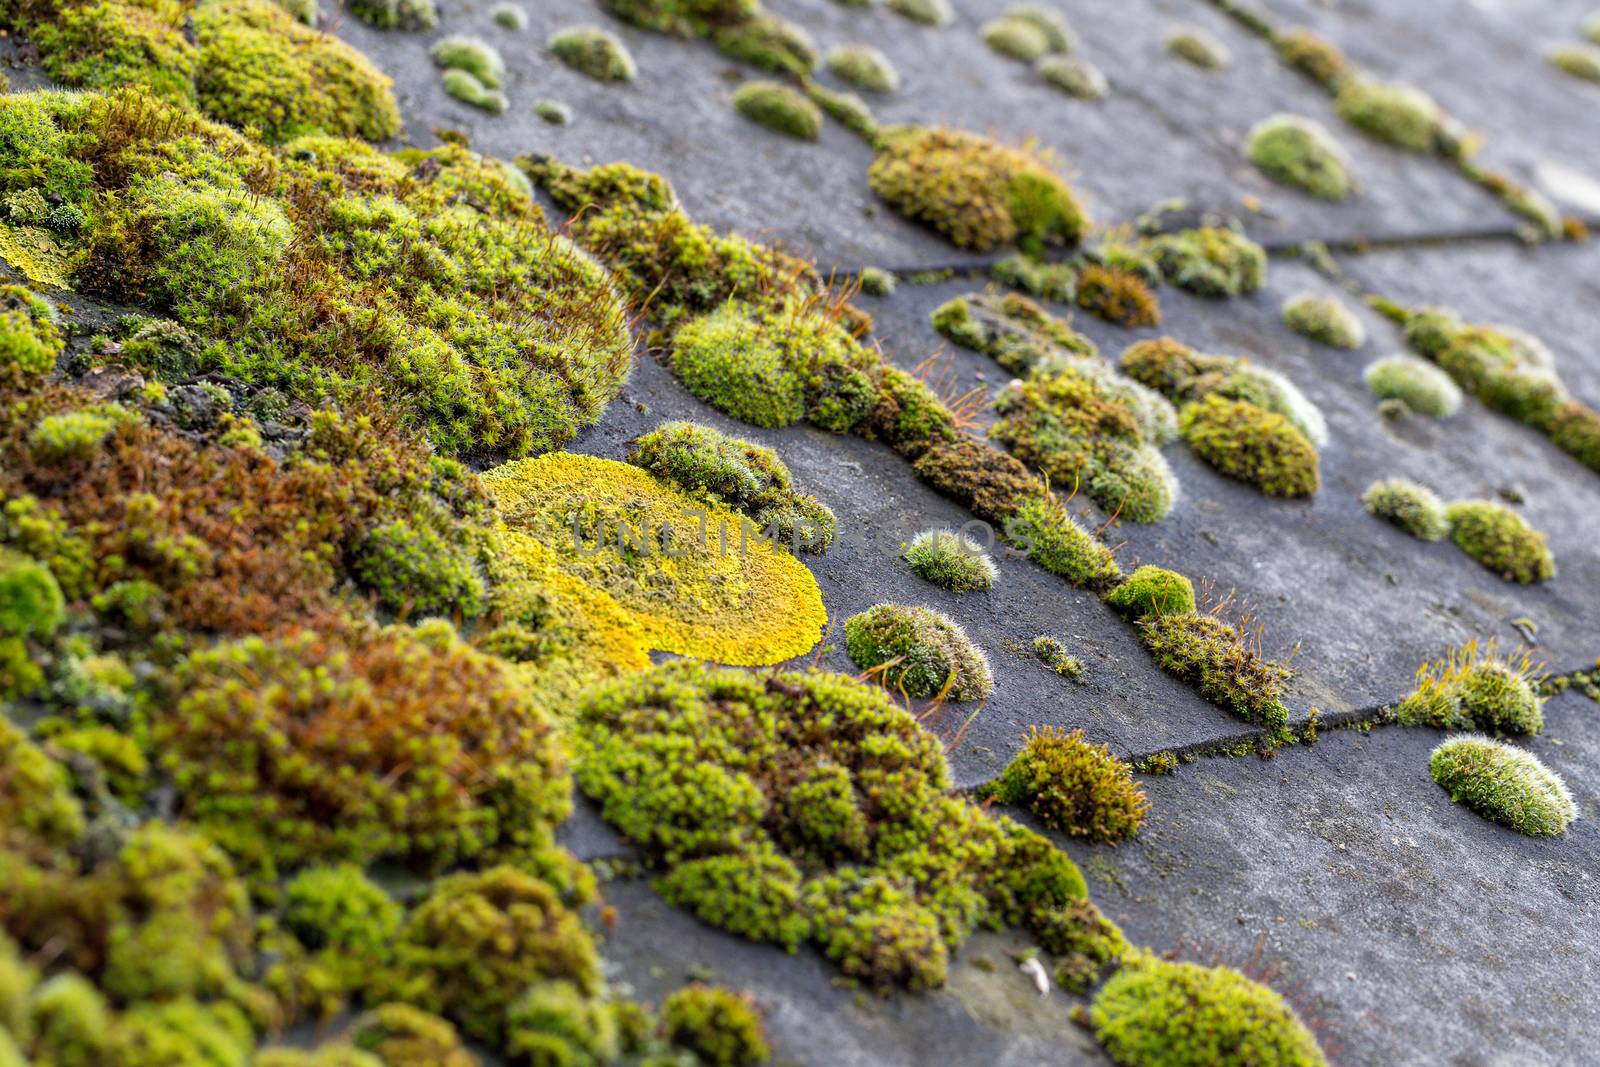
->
[1165,29,1229,70]
[1550,44,1600,83]
[1361,479,1448,541]
[483,452,827,666]
[986,726,1148,843]
[660,985,770,1066]
[350,0,436,29]
[903,529,997,592]
[888,0,950,27]
[1275,28,1350,90]
[1393,641,1545,735]
[1037,55,1107,99]
[843,602,993,700]
[1361,355,1461,417]
[713,12,817,76]
[1138,612,1291,728]
[732,81,822,140]
[1148,227,1265,297]
[1334,79,1449,154]
[1178,394,1319,497]
[1444,499,1554,584]
[828,44,898,92]
[1103,564,1195,619]
[1281,292,1363,347]
[549,26,637,82]
[1430,735,1575,837]
[432,35,505,88]
[1246,115,1354,201]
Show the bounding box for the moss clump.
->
[991,361,1180,523]
[1362,355,1462,417]
[1076,264,1161,328]
[1139,613,1291,728]
[1165,29,1230,70]
[158,622,572,873]
[577,661,1092,991]
[1275,28,1350,90]
[732,81,822,140]
[28,404,132,463]
[903,529,998,592]
[987,727,1148,843]
[983,16,1049,61]
[350,0,437,30]
[712,14,818,77]
[628,420,836,552]
[27,0,199,104]
[490,2,526,30]
[1551,400,1600,472]
[1334,79,1447,153]
[660,985,770,1066]
[992,255,1078,304]
[869,126,1089,252]
[1001,491,1122,588]
[828,44,898,92]
[1246,115,1353,201]
[445,71,508,112]
[888,0,950,25]
[931,291,1096,375]
[1429,736,1575,837]
[1029,634,1084,679]
[535,98,571,124]
[1393,642,1545,735]
[1443,499,1554,583]
[1037,55,1107,99]
[1092,956,1327,1067]
[432,35,505,88]
[857,267,896,296]
[282,865,401,958]
[844,603,993,700]
[1436,325,1567,429]
[350,1004,474,1067]
[1179,395,1319,497]
[1281,292,1364,348]
[191,0,401,143]
[1550,44,1600,83]
[807,85,877,142]
[1104,564,1195,619]
[911,436,1039,523]
[1361,479,1448,541]
[504,979,632,1066]
[1148,227,1265,297]
[549,26,637,81]
[1119,339,1328,449]
[0,284,63,378]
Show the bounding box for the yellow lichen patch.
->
[484,452,827,667]
[0,224,75,289]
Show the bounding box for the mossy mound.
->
[1148,227,1265,298]
[1139,612,1291,728]
[1362,355,1462,417]
[432,34,505,88]
[349,1004,475,1067]
[807,84,878,142]
[1092,956,1327,1067]
[828,44,899,92]
[1076,264,1161,328]
[549,26,637,82]
[843,602,993,701]
[1444,499,1554,584]
[714,13,818,77]
[1275,28,1350,90]
[1429,735,1576,837]
[732,81,822,140]
[0,90,632,458]
[576,660,1094,990]
[1335,79,1455,155]
[888,0,950,27]
[1165,29,1230,70]
[1282,292,1364,348]
[868,126,1089,252]
[932,291,1097,375]
[1037,55,1107,99]
[484,452,827,666]
[1179,395,1320,498]
[986,727,1148,843]
[660,985,770,1066]
[1549,44,1600,84]
[350,0,435,28]
[628,420,836,552]
[903,529,998,592]
[1362,479,1448,541]
[1104,565,1195,619]
[1246,115,1353,201]
[1394,642,1545,735]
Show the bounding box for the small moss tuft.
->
[1361,479,1448,541]
[713,14,819,78]
[1165,29,1230,70]
[987,727,1148,843]
[1139,613,1291,728]
[535,98,572,124]
[1281,292,1364,347]
[1247,115,1354,201]
[1104,565,1196,619]
[442,68,508,113]
[1429,735,1576,837]
[1178,395,1319,498]
[1148,227,1265,297]
[1275,28,1350,90]
[1334,79,1446,153]
[807,85,878,141]
[490,2,528,29]
[888,0,952,27]
[432,35,506,88]
[350,0,437,29]
[1030,634,1085,679]
[732,81,823,140]
[1444,499,1554,583]
[549,26,637,82]
[350,1004,474,1067]
[903,529,998,592]
[1550,44,1600,83]
[1362,355,1462,417]
[1076,264,1161,328]
[660,985,771,1066]
[1092,956,1327,1067]
[1037,55,1107,99]
[828,45,899,92]
[844,603,993,700]
[857,267,897,296]
[1394,641,1544,735]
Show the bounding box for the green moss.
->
[828,44,898,92]
[0,715,84,854]
[869,126,1088,252]
[857,267,896,296]
[503,980,630,1066]
[1444,499,1554,583]
[987,727,1148,843]
[931,291,1095,374]
[1165,29,1230,70]
[1178,394,1318,497]
[983,15,1050,61]
[1275,28,1350,90]
[1361,355,1461,417]
[349,0,436,29]
[1429,735,1575,837]
[1361,479,1448,541]
[489,2,526,30]
[353,519,489,618]
[432,35,505,88]
[1001,492,1122,588]
[549,26,637,82]
[844,603,993,700]
[888,0,950,26]
[1550,44,1600,83]
[1148,227,1265,297]
[1551,400,1600,473]
[991,254,1076,304]
[534,98,571,124]
[1334,79,1446,153]
[671,304,805,427]
[910,436,1039,523]
[1394,642,1545,735]
[282,865,401,960]
[1037,55,1107,99]
[1103,565,1195,619]
[903,529,997,592]
[441,68,508,113]
[1247,116,1353,201]
[28,404,133,463]
[0,552,65,643]
[732,81,822,140]
[576,661,1092,991]
[1281,291,1363,348]
[1138,613,1291,728]
[628,420,836,552]
[31,0,198,104]
[661,985,769,1066]
[1092,956,1327,1067]
[1076,264,1161,328]
[807,84,877,141]
[1436,325,1567,429]
[713,13,817,77]
[191,0,401,143]
[350,1004,474,1067]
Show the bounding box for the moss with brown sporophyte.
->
[1139,612,1291,728]
[549,26,637,82]
[732,81,822,140]
[1444,499,1554,583]
[1275,28,1350,90]
[1247,115,1354,201]
[1361,479,1448,541]
[986,727,1148,843]
[1076,264,1161,328]
[844,602,993,700]
[1282,292,1364,348]
[1392,641,1545,735]
[577,661,1096,992]
[1430,735,1576,837]
[869,126,1089,252]
[1147,226,1265,298]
